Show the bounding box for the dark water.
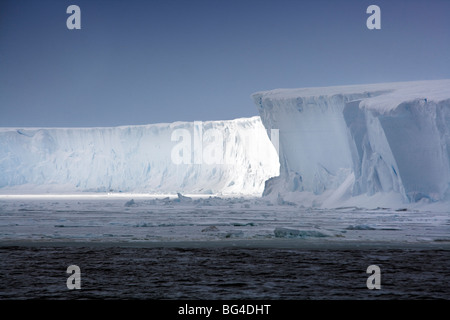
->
[0,246,448,300]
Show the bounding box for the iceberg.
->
[2,79,449,209]
[253,80,450,206]
[0,116,279,195]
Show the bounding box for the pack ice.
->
[253,79,450,207]
[0,117,279,195]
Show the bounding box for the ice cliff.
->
[2,79,449,208]
[0,117,279,195]
[253,80,450,206]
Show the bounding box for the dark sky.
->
[0,0,449,127]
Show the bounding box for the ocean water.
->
[0,196,449,300]
[0,196,449,243]
[0,246,448,299]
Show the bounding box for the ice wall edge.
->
[253,80,450,205]
[0,117,280,195]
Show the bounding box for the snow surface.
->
[0,117,279,195]
[253,79,450,207]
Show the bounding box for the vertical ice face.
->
[255,93,354,195]
[0,117,280,195]
[343,99,405,199]
[375,99,450,201]
[254,80,450,204]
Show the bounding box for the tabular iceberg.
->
[2,79,449,208]
[253,80,450,207]
[0,117,279,195]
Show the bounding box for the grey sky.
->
[0,0,449,127]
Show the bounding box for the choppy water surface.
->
[0,196,448,300]
[0,246,449,300]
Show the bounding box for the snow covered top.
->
[253,79,450,113]
[0,116,259,131]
